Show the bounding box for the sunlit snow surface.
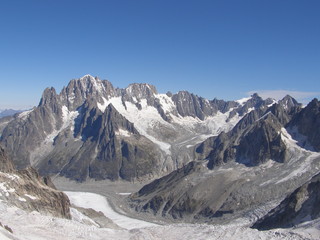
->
[65,191,157,230]
[236,97,251,105]
[18,109,34,120]
[0,191,319,240]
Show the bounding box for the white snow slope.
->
[0,191,319,240]
[65,191,157,230]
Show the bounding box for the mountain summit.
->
[0,75,319,230]
[0,75,272,181]
[0,75,314,186]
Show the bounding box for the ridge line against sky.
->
[0,0,319,109]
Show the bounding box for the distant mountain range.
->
[0,109,23,118]
[0,74,319,229]
[0,75,278,181]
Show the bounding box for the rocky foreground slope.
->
[0,146,71,218]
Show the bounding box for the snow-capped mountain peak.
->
[0,75,307,183]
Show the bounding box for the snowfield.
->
[65,191,157,230]
[0,191,319,240]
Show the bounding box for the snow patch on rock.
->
[236,97,251,105]
[18,109,33,120]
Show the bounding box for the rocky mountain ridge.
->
[196,95,302,168]
[129,98,320,224]
[0,74,319,230]
[0,75,276,182]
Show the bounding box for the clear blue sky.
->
[0,0,319,109]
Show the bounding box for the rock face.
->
[1,74,317,187]
[196,98,300,169]
[0,145,71,219]
[1,89,64,169]
[287,98,320,151]
[252,172,320,230]
[129,97,320,223]
[0,146,14,172]
[55,103,160,181]
[0,75,275,182]
[0,115,14,137]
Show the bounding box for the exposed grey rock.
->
[196,95,303,169]
[0,76,228,181]
[210,98,238,114]
[287,98,320,151]
[278,95,302,110]
[171,91,247,120]
[130,161,203,218]
[235,113,287,166]
[236,93,265,116]
[120,83,157,102]
[0,75,303,184]
[0,145,14,172]
[0,115,14,137]
[0,76,163,181]
[129,95,320,223]
[197,110,287,169]
[172,91,216,120]
[60,75,116,111]
[0,145,71,219]
[129,149,320,224]
[268,102,300,126]
[36,101,161,182]
[1,88,63,169]
[252,172,320,230]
